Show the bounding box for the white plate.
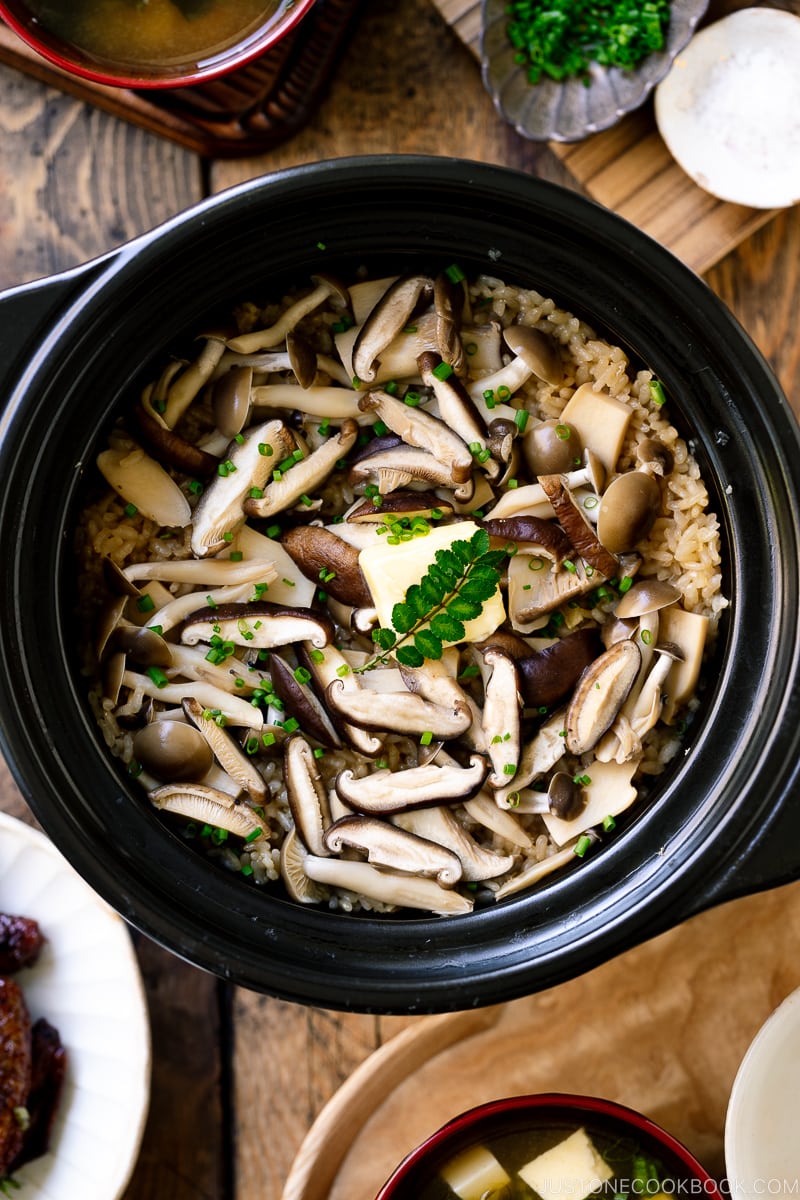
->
[654,8,800,209]
[724,986,800,1200]
[0,811,151,1198]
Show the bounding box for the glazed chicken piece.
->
[0,976,32,1176]
[0,913,45,974]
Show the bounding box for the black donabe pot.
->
[0,157,798,1014]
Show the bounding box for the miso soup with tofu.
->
[420,1121,675,1200]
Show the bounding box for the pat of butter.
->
[358,521,506,644]
[519,1127,614,1200]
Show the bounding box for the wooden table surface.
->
[1,3,799,1198]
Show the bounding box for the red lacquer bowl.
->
[376,1093,723,1200]
[0,0,317,89]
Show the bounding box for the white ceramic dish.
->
[724,986,800,1200]
[655,7,800,208]
[0,810,151,1198]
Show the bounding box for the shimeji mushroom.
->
[488,451,605,521]
[325,679,473,741]
[243,420,358,520]
[523,418,584,477]
[465,325,562,421]
[541,758,641,847]
[302,856,474,916]
[161,330,229,429]
[226,274,351,354]
[433,269,468,376]
[597,469,662,554]
[392,804,516,881]
[121,672,265,729]
[132,719,214,783]
[357,390,474,487]
[250,384,365,422]
[191,418,295,556]
[323,815,465,887]
[211,364,254,438]
[122,555,279,590]
[97,443,192,528]
[333,755,487,814]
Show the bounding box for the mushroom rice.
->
[74,267,727,917]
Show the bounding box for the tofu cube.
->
[518,1127,614,1200]
[440,1144,512,1200]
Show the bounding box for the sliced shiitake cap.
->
[295,642,383,757]
[538,471,619,579]
[357,390,474,484]
[326,679,472,740]
[267,652,342,749]
[226,273,351,355]
[615,578,681,619]
[523,418,583,477]
[110,623,173,668]
[433,269,467,376]
[303,855,474,916]
[133,719,214,784]
[97,443,192,528]
[548,772,587,821]
[347,442,475,503]
[416,350,494,470]
[597,470,662,555]
[480,514,573,563]
[347,490,454,523]
[392,805,516,882]
[180,601,334,650]
[281,524,373,608]
[323,815,464,888]
[515,626,602,709]
[334,754,487,814]
[502,324,563,388]
[351,273,434,385]
[479,647,522,789]
[182,697,269,802]
[565,638,642,755]
[131,402,220,478]
[636,436,674,477]
[149,782,265,840]
[244,419,359,520]
[280,826,328,904]
[284,734,332,857]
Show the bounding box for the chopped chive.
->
[574,834,593,858]
[649,379,667,407]
[433,361,454,380]
[514,409,529,433]
[146,666,169,688]
[136,593,156,613]
[123,502,138,517]
[420,731,433,745]
[294,667,312,684]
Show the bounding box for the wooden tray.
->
[281,878,800,1200]
[431,0,779,274]
[0,0,362,158]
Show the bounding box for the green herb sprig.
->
[356,528,504,672]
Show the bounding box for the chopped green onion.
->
[445,263,466,283]
[146,666,169,689]
[574,834,593,858]
[420,731,433,745]
[136,593,155,614]
[603,814,617,831]
[649,379,667,407]
[514,409,529,433]
[433,361,454,380]
[123,502,138,517]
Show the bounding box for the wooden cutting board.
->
[432,0,780,274]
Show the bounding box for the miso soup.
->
[25,0,281,69]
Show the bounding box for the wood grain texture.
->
[429,0,780,273]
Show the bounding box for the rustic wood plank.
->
[0,63,202,286]
[429,0,779,274]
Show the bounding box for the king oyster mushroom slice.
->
[182,697,269,802]
[351,273,434,384]
[323,815,464,888]
[97,443,192,528]
[493,837,593,901]
[392,805,516,882]
[462,791,535,852]
[226,274,351,355]
[480,648,523,789]
[181,601,334,650]
[565,638,642,756]
[132,719,214,783]
[538,468,618,580]
[244,420,358,520]
[357,390,474,485]
[302,856,474,916]
[559,382,633,477]
[281,525,373,608]
[284,734,332,857]
[149,782,265,841]
[334,754,487,814]
[348,442,475,502]
[325,678,472,740]
[597,469,662,554]
[191,418,295,556]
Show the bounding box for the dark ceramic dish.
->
[374,1093,723,1198]
[0,156,798,1013]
